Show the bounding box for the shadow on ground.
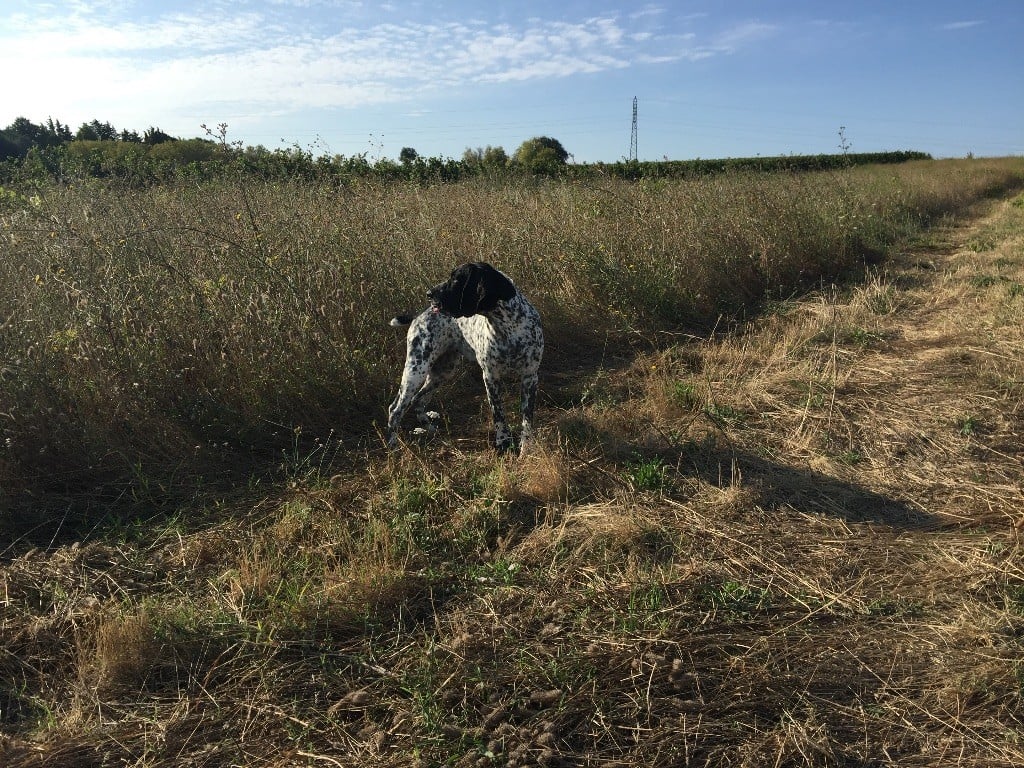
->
[691,447,937,530]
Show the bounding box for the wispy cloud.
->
[712,22,780,52]
[636,20,778,65]
[940,20,984,31]
[0,3,777,133]
[629,5,667,20]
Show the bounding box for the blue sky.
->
[2,0,1021,161]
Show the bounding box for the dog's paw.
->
[412,411,441,438]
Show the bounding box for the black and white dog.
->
[387,261,543,455]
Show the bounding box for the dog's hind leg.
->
[409,350,462,435]
[387,332,462,446]
[387,370,425,446]
[387,323,431,445]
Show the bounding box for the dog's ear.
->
[473,262,516,313]
[445,263,479,316]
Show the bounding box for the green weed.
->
[959,415,980,436]
[836,450,865,466]
[614,584,670,632]
[864,598,924,618]
[702,580,771,620]
[967,239,996,252]
[624,455,667,492]
[707,402,747,426]
[971,274,1004,288]
[793,379,829,408]
[669,381,701,410]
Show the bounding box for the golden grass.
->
[2,167,1024,767]
[0,159,1021,517]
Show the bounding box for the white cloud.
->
[629,5,665,20]
[4,9,271,54]
[940,20,984,31]
[0,3,777,134]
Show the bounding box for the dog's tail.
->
[389,313,416,327]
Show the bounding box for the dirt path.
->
[815,198,1024,529]
[670,194,1024,531]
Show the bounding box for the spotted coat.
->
[387,261,543,455]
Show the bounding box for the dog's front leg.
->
[518,372,539,456]
[481,372,513,454]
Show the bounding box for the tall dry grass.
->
[0,158,1022,521]
[1,166,1023,767]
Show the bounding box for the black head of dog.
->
[428,262,516,318]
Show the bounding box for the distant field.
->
[1,157,1023,766]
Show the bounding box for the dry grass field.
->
[2,160,1023,766]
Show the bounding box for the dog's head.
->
[428,261,516,318]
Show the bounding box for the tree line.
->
[1,115,929,187]
[0,117,178,158]
[0,116,578,182]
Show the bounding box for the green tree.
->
[482,145,509,167]
[76,119,117,141]
[143,127,175,145]
[75,123,99,141]
[45,118,73,144]
[463,145,508,168]
[399,147,419,164]
[0,116,69,159]
[0,132,21,161]
[8,117,43,142]
[513,136,569,174]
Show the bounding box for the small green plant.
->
[391,475,446,517]
[958,415,980,437]
[706,403,746,426]
[279,428,341,484]
[1006,585,1024,615]
[615,584,670,632]
[970,274,1004,288]
[702,581,771,620]
[400,659,446,737]
[793,379,829,408]
[839,326,888,348]
[837,450,865,466]
[471,558,519,586]
[670,381,700,409]
[848,327,877,347]
[865,285,898,315]
[625,455,666,492]
[764,299,796,316]
[966,237,997,253]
